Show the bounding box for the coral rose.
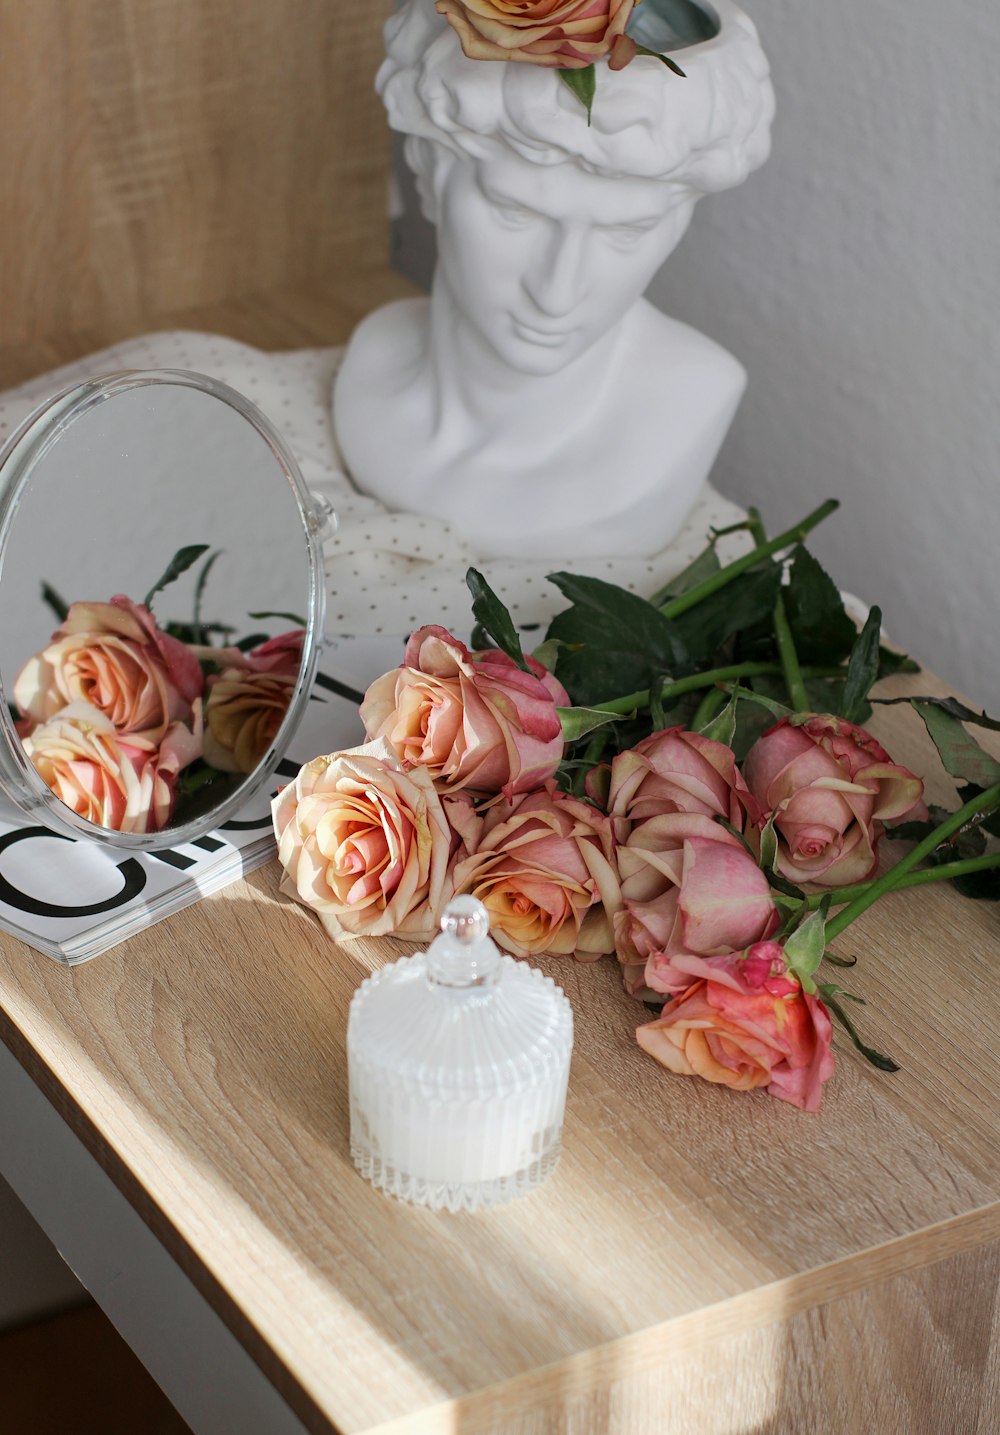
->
[204,669,296,775]
[360,625,568,799]
[744,716,926,888]
[614,813,777,998]
[14,595,203,743]
[450,783,621,958]
[23,701,202,834]
[272,739,455,941]
[636,942,836,1113]
[436,0,636,69]
[608,727,760,839]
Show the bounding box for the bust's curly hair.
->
[380,0,774,223]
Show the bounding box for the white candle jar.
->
[348,897,573,1212]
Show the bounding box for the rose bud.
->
[436,0,636,69]
[744,715,926,888]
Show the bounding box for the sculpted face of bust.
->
[332,0,776,561]
[437,150,697,376]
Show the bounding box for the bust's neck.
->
[425,276,624,446]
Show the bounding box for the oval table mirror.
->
[0,370,327,849]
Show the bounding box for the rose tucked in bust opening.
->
[334,0,774,562]
[436,0,636,70]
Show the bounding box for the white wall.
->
[392,0,1000,710]
[647,0,1000,710]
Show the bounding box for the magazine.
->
[0,636,404,965]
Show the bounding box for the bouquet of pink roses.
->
[273,501,1000,1112]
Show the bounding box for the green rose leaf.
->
[633,43,687,76]
[783,901,829,982]
[783,545,858,665]
[557,706,629,742]
[699,689,738,746]
[546,572,689,705]
[466,568,529,672]
[649,542,721,608]
[144,544,211,611]
[41,580,70,624]
[671,561,783,663]
[840,605,882,723]
[912,701,1000,789]
[819,985,900,1073]
[558,65,596,123]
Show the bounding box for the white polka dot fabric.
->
[0,331,751,638]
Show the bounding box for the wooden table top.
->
[1,283,998,1435]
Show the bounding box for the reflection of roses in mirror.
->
[436,0,636,69]
[22,702,202,834]
[14,595,203,743]
[360,625,568,799]
[744,716,926,888]
[202,630,305,775]
[272,739,456,940]
[636,943,836,1113]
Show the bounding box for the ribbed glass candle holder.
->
[348,897,574,1212]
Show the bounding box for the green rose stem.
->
[747,507,809,713]
[571,729,611,797]
[691,685,728,731]
[657,498,839,621]
[800,851,1000,910]
[823,782,1000,942]
[591,662,844,718]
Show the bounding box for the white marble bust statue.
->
[334,0,774,561]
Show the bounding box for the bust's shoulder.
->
[625,301,746,410]
[629,299,746,389]
[339,297,430,380]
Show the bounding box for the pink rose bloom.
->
[436,0,636,69]
[272,739,455,941]
[14,595,203,744]
[637,941,836,1112]
[613,812,777,998]
[23,701,202,834]
[360,625,568,800]
[744,715,926,888]
[451,783,621,959]
[608,727,760,840]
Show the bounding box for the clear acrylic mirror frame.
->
[0,369,328,851]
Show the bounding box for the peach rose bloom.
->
[744,716,926,888]
[204,669,296,775]
[451,783,621,959]
[613,812,777,998]
[361,625,568,799]
[272,739,455,941]
[23,701,202,834]
[608,727,760,840]
[637,942,836,1113]
[14,595,203,744]
[436,0,636,69]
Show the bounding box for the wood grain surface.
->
[0,0,393,346]
[0,287,997,1434]
[0,624,998,1431]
